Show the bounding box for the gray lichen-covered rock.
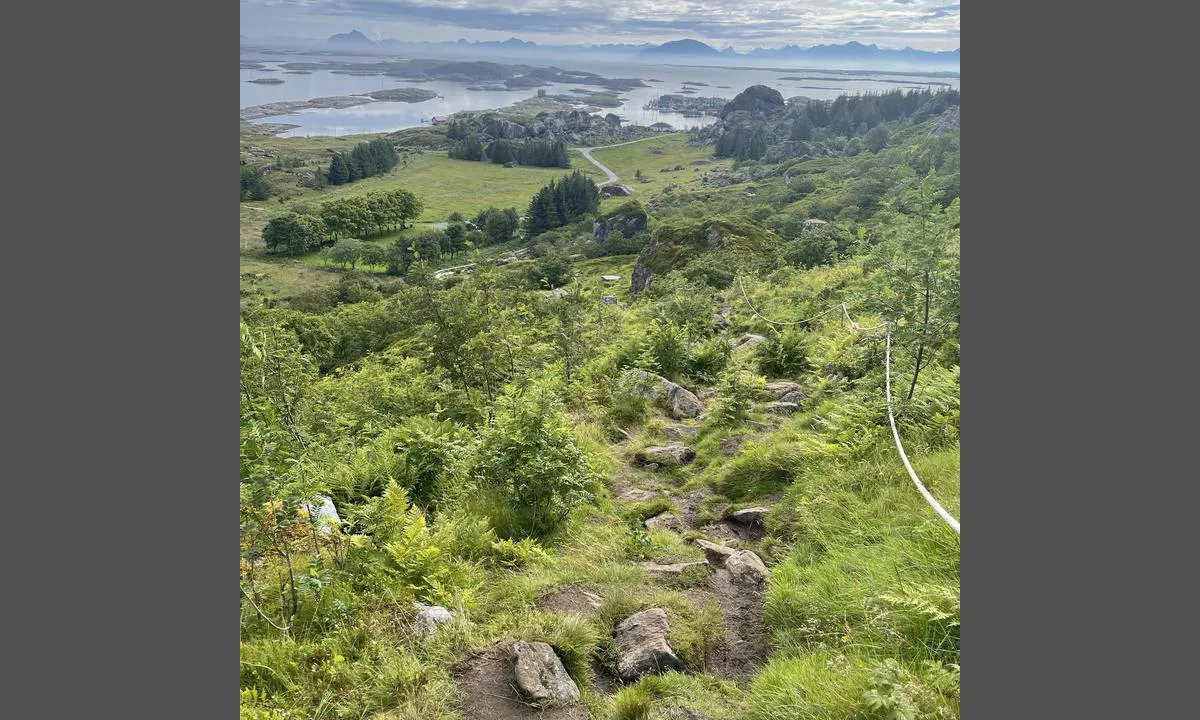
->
[510,640,581,706]
[594,206,648,241]
[636,444,696,466]
[764,380,803,398]
[414,603,453,636]
[778,390,807,406]
[644,511,683,533]
[733,334,768,352]
[729,507,769,526]
[602,295,618,304]
[630,258,653,294]
[613,608,683,679]
[726,550,769,587]
[664,424,700,441]
[766,401,800,414]
[623,369,703,419]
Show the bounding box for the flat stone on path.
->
[729,507,769,526]
[511,641,581,707]
[641,561,706,575]
[764,380,803,397]
[616,487,661,502]
[695,539,738,566]
[613,608,683,680]
[636,444,696,466]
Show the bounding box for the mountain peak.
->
[639,38,722,57]
[328,29,373,45]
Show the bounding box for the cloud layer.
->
[240,0,960,51]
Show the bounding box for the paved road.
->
[576,133,682,187]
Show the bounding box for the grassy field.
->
[587,134,732,203]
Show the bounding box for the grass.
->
[587,134,733,203]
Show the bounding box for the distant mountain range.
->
[238,33,958,71]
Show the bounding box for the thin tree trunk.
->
[907,270,932,401]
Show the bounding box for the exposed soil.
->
[537,585,603,618]
[456,641,589,720]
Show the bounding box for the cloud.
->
[240,0,960,51]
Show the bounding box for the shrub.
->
[756,327,813,377]
[711,369,766,426]
[469,387,598,539]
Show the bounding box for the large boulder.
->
[624,369,703,419]
[636,444,696,467]
[725,550,769,587]
[733,334,768,352]
[766,401,800,414]
[630,258,653,294]
[601,184,633,197]
[613,608,683,679]
[779,390,807,406]
[510,641,581,706]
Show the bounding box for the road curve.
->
[576,133,682,187]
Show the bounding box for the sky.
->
[239,1,960,52]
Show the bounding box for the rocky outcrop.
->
[601,184,633,197]
[613,608,683,680]
[630,258,653,294]
[624,369,703,419]
[928,105,960,137]
[779,390,807,406]
[644,512,684,533]
[510,641,581,706]
[801,218,829,234]
[636,444,696,467]
[725,551,769,587]
[414,603,453,636]
[594,203,648,241]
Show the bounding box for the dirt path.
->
[576,133,682,187]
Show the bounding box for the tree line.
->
[262,188,423,256]
[326,139,401,186]
[240,166,270,202]
[449,136,570,168]
[525,171,601,239]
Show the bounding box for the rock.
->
[712,306,735,330]
[630,259,653,295]
[604,112,622,126]
[503,161,517,168]
[664,424,699,441]
[644,512,683,533]
[494,257,511,266]
[636,444,696,466]
[601,184,633,197]
[695,539,737,566]
[538,587,603,617]
[801,219,829,234]
[414,603,453,636]
[719,436,746,454]
[602,275,622,281]
[623,369,703,419]
[305,495,340,533]
[602,295,618,304]
[613,608,683,679]
[729,507,769,526]
[928,105,960,137]
[594,210,648,241]
[510,641,581,706]
[641,561,706,575]
[725,550,769,587]
[766,402,799,414]
[733,334,768,352]
[778,390,807,406]
[764,380,803,398]
[547,288,568,299]
[673,164,685,171]
[644,462,660,471]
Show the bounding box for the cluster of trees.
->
[525,171,601,239]
[262,188,423,256]
[239,166,270,202]
[326,139,400,186]
[714,125,769,161]
[792,89,958,141]
[449,136,570,168]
